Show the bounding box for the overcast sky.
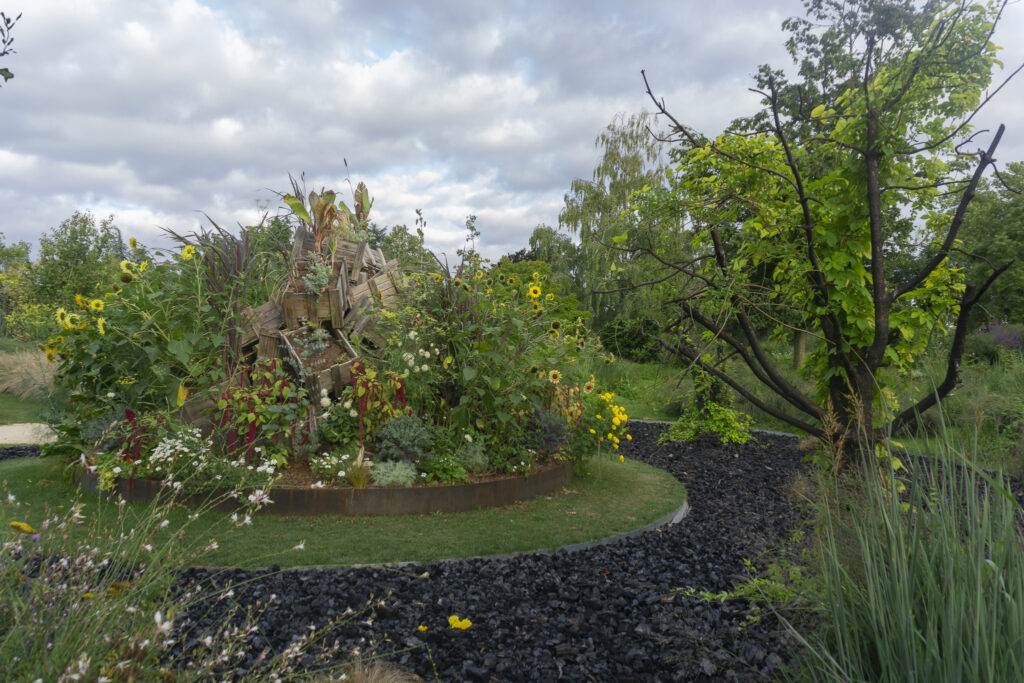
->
[2,0,1023,261]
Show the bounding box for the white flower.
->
[464,433,473,443]
[105,392,116,399]
[112,466,122,475]
[154,611,172,635]
[320,388,329,396]
[337,470,346,478]
[311,481,324,488]
[6,493,15,503]
[408,330,418,340]
[320,397,331,408]
[420,364,429,372]
[158,519,170,529]
[291,541,306,551]
[349,409,358,418]
[343,399,352,409]
[407,358,415,367]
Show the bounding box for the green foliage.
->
[4,301,56,342]
[370,236,606,471]
[660,368,752,445]
[29,211,127,309]
[374,414,431,464]
[213,359,311,466]
[796,438,1024,681]
[600,317,661,363]
[0,11,19,86]
[369,459,418,487]
[420,450,468,484]
[629,0,1013,453]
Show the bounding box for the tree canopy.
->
[628,0,1017,456]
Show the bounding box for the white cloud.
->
[0,0,1022,264]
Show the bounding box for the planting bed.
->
[1,423,811,680]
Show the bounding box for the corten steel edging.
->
[77,461,573,516]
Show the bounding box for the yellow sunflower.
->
[528,285,542,299]
[180,245,196,261]
[548,369,562,384]
[89,299,104,311]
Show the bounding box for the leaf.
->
[283,195,312,226]
[462,366,477,382]
[611,232,628,244]
[810,104,826,118]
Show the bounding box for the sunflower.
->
[583,380,595,394]
[506,277,516,285]
[577,338,586,350]
[548,369,562,384]
[545,292,554,301]
[432,273,442,283]
[129,237,138,250]
[180,245,196,261]
[75,293,86,308]
[546,328,558,337]
[532,301,540,311]
[532,271,541,280]
[89,299,104,311]
[528,285,542,299]
[97,317,106,335]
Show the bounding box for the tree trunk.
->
[792,329,806,370]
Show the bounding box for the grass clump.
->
[791,435,1024,681]
[370,460,418,488]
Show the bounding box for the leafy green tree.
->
[375,224,431,269]
[0,11,19,87]
[957,161,1024,325]
[559,112,685,330]
[632,0,1016,456]
[30,212,128,307]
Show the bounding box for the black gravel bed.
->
[166,423,813,681]
[0,444,42,462]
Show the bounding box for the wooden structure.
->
[182,230,402,430]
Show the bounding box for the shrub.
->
[420,451,468,484]
[375,415,431,464]
[456,438,489,474]
[599,317,661,363]
[370,460,418,487]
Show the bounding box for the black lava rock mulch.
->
[0,444,41,463]
[169,423,813,681]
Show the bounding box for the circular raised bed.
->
[77,460,573,516]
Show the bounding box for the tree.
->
[0,11,20,87]
[631,0,1017,457]
[957,161,1024,325]
[30,211,128,307]
[559,112,685,330]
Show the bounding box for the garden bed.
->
[76,458,573,516]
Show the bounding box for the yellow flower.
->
[432,273,442,283]
[180,246,195,261]
[97,317,106,335]
[119,260,133,274]
[9,521,37,534]
[506,277,516,285]
[129,237,137,249]
[548,369,562,384]
[448,615,472,630]
[139,260,148,271]
[545,292,554,301]
[532,271,540,280]
[442,356,453,369]
[82,592,94,600]
[486,288,493,296]
[626,434,632,440]
[475,270,483,279]
[619,455,625,462]
[89,299,104,311]
[546,328,558,337]
[583,380,595,394]
[528,285,542,299]
[418,625,428,632]
[75,293,86,308]
[176,384,188,408]
[45,346,56,363]
[589,428,596,434]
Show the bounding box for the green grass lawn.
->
[1,454,686,568]
[0,393,48,426]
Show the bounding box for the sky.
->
[1,0,1023,261]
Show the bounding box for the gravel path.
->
[1,422,813,680]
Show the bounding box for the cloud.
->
[0,0,1022,263]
